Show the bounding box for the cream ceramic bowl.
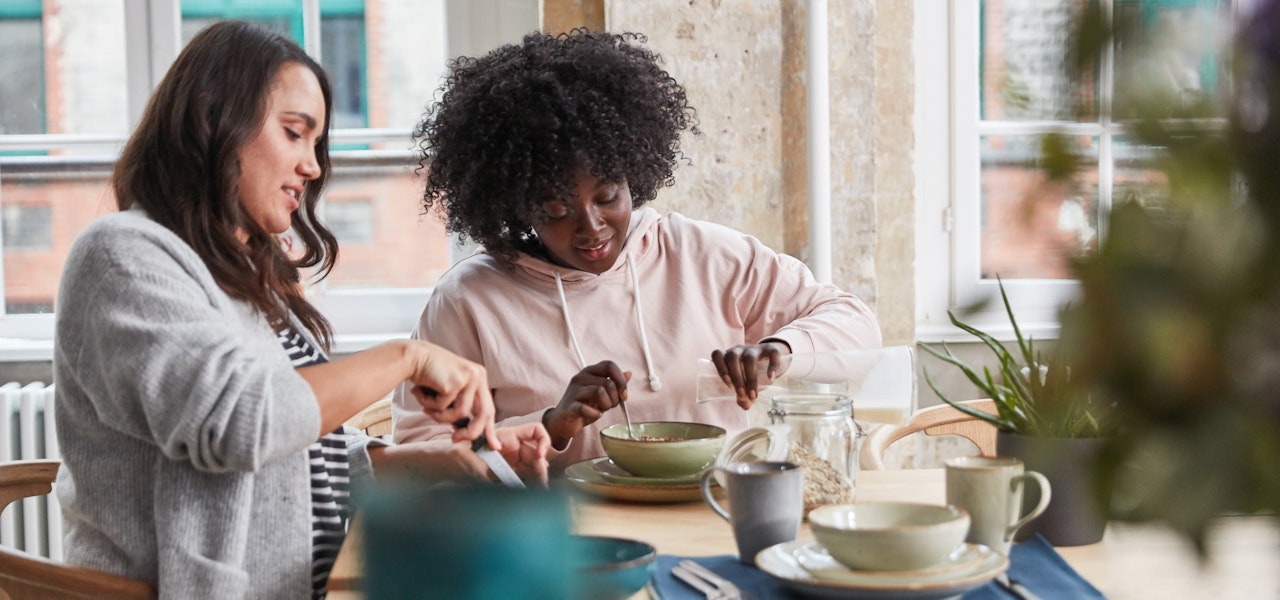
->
[808,502,970,572]
[599,422,726,478]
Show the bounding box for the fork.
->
[671,560,742,600]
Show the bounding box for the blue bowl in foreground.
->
[573,534,657,599]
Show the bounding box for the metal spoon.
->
[619,371,637,439]
[620,399,637,439]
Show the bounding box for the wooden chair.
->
[347,397,393,438]
[0,460,157,600]
[859,399,999,470]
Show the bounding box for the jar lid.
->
[715,425,791,467]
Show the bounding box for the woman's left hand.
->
[490,422,551,486]
[370,422,551,486]
[711,341,792,410]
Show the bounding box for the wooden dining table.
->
[328,468,1280,599]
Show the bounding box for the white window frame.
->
[0,0,536,360]
[918,0,1252,344]
[917,0,1091,344]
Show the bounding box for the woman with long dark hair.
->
[54,21,549,598]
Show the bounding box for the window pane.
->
[1,161,117,315]
[312,162,450,288]
[366,1,449,131]
[980,134,1099,280]
[0,19,45,135]
[1113,137,1170,213]
[182,16,292,40]
[3,4,130,137]
[324,198,374,244]
[2,203,52,249]
[1113,0,1234,120]
[981,0,1091,122]
[322,15,366,129]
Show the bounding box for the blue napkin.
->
[650,534,1104,599]
[966,535,1105,599]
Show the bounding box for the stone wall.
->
[542,0,915,346]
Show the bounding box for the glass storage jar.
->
[767,393,861,516]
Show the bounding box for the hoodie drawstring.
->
[553,269,589,370]
[552,252,662,392]
[626,252,662,392]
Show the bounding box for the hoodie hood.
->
[497,207,664,392]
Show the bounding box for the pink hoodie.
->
[392,208,882,470]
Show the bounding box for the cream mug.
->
[944,455,1051,556]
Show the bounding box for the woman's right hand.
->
[404,340,499,449]
[541,360,629,450]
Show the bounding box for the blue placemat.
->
[650,534,1104,599]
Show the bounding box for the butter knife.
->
[470,432,526,488]
[424,386,525,489]
[995,573,1041,600]
[450,415,525,488]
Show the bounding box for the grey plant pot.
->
[996,431,1108,547]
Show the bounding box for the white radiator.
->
[0,381,61,561]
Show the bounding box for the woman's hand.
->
[370,422,551,486]
[711,341,792,410]
[369,441,492,483]
[490,422,551,486]
[404,340,499,449]
[542,361,629,450]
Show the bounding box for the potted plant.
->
[921,278,1114,546]
[1041,0,1280,551]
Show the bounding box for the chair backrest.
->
[347,397,393,438]
[859,399,998,470]
[0,460,157,600]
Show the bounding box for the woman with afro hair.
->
[392,29,881,470]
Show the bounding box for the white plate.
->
[795,542,988,584]
[756,540,1007,599]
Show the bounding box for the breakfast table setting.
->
[330,467,1279,599]
[330,348,1280,599]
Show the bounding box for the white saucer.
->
[795,542,989,584]
[756,540,1007,599]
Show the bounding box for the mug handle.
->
[1006,470,1052,541]
[700,468,730,522]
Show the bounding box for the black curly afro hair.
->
[414,29,698,265]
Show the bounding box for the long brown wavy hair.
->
[112,20,338,348]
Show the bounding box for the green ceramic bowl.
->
[809,502,970,571]
[599,422,727,478]
[572,535,657,600]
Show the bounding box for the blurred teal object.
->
[572,535,657,600]
[359,481,575,599]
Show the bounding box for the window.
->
[916,0,1243,340]
[321,8,367,130]
[181,1,367,129]
[1,204,51,249]
[0,1,126,330]
[0,1,537,359]
[0,2,44,137]
[324,199,375,244]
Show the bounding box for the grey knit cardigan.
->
[53,209,378,599]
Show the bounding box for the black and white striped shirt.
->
[278,326,352,600]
